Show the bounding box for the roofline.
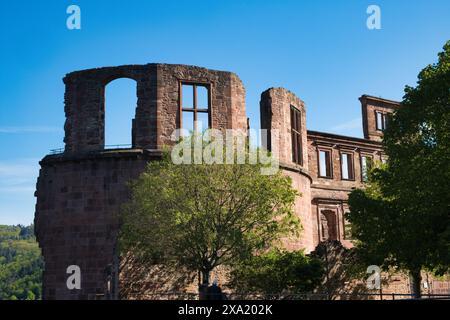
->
[359,94,401,106]
[64,63,241,82]
[307,130,382,146]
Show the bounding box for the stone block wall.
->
[35,64,247,299]
[259,88,314,252]
[63,65,158,153]
[360,95,400,142]
[35,150,159,299]
[156,64,246,145]
[307,131,384,248]
[63,63,247,154]
[36,63,449,299]
[260,88,308,167]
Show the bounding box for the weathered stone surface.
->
[260,88,314,251]
[35,64,247,300]
[35,150,158,299]
[360,95,400,142]
[36,63,449,299]
[62,64,247,153]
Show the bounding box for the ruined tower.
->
[260,88,314,251]
[34,64,247,300]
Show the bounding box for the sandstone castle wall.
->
[35,63,449,299]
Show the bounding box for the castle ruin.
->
[34,63,448,299]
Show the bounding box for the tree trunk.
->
[198,270,211,300]
[409,269,422,299]
[202,270,210,286]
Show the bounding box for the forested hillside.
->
[0,224,43,300]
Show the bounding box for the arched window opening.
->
[104,78,137,149]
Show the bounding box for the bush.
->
[229,249,323,296]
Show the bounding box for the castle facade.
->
[35,64,402,299]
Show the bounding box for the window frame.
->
[317,148,333,179]
[290,105,303,165]
[375,110,389,131]
[319,209,339,241]
[360,154,373,182]
[179,81,212,132]
[340,151,355,181]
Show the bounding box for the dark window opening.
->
[319,150,332,178]
[341,153,354,180]
[180,83,210,133]
[320,210,338,241]
[290,106,302,165]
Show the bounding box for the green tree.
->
[347,41,450,298]
[119,146,300,295]
[0,224,43,300]
[229,249,323,297]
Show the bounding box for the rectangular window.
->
[319,150,332,178]
[361,155,373,182]
[376,111,383,130]
[180,83,210,133]
[375,111,389,131]
[341,153,354,180]
[290,106,302,165]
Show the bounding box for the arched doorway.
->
[104,78,137,148]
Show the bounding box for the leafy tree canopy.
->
[119,144,300,287]
[228,249,323,297]
[0,224,43,300]
[347,41,450,297]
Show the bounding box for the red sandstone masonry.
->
[360,95,400,142]
[36,64,450,299]
[35,64,247,299]
[35,150,159,299]
[259,88,315,252]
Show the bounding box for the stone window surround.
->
[315,199,353,244]
[178,80,212,131]
[290,105,303,166]
[339,149,356,181]
[317,146,333,179]
[317,206,341,242]
[359,152,374,182]
[375,110,388,131]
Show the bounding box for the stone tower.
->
[360,95,401,142]
[34,64,246,300]
[259,88,314,251]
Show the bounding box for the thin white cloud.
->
[330,118,362,132]
[0,161,39,177]
[0,159,39,192]
[0,126,62,134]
[0,159,39,224]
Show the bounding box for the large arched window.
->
[104,78,137,148]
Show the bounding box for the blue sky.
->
[0,0,449,225]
